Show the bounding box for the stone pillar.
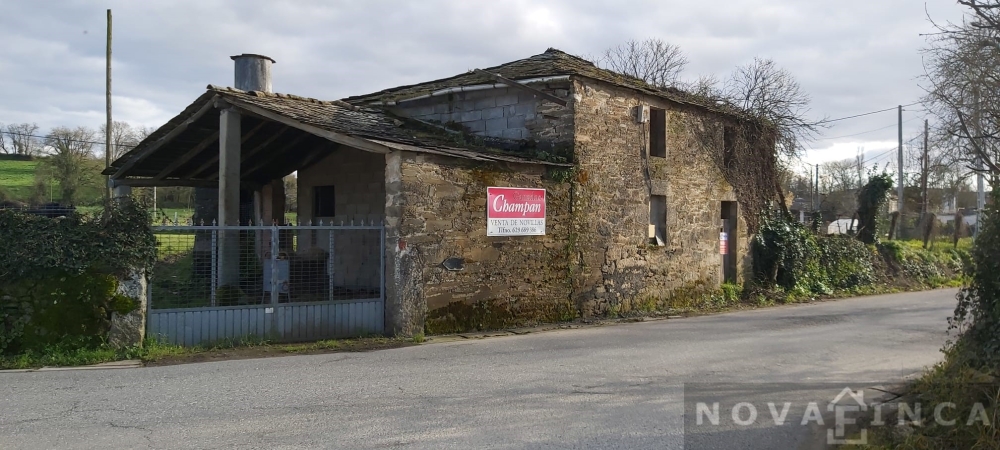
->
[383,151,424,336]
[218,108,241,287]
[108,270,147,348]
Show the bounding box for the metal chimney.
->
[231,54,275,93]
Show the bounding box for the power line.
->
[814,116,923,141]
[818,101,921,124]
[0,130,135,148]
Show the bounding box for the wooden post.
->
[105,9,112,204]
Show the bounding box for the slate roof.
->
[106,85,570,180]
[345,48,738,117]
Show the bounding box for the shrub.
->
[818,235,876,290]
[751,212,824,294]
[952,190,1000,369]
[0,201,155,355]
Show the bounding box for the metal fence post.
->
[327,227,335,302]
[379,226,385,303]
[210,227,218,307]
[270,224,279,306]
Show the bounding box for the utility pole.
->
[105,9,112,204]
[814,164,820,213]
[897,105,904,222]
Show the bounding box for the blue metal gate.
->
[147,222,384,346]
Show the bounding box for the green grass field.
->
[0,159,43,201]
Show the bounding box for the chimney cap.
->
[230,54,275,63]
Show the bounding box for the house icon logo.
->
[827,387,868,445]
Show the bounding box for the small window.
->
[649,195,667,245]
[313,185,335,217]
[649,107,666,158]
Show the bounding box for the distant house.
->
[106,49,775,342]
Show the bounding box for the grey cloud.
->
[0,0,969,161]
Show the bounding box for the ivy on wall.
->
[0,201,156,354]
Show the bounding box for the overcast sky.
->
[0,0,970,170]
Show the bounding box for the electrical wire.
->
[813,117,923,141]
[0,130,134,148]
[818,101,922,124]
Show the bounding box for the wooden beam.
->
[113,178,263,189]
[153,130,220,179]
[472,69,567,106]
[225,98,392,154]
[241,133,312,178]
[244,125,291,159]
[185,119,269,179]
[293,145,334,173]
[111,95,218,179]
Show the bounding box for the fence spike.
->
[212,219,217,226]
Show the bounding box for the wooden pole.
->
[105,9,112,204]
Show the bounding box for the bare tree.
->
[42,126,100,204]
[723,58,824,160]
[596,38,689,88]
[99,120,148,160]
[922,2,1000,186]
[4,123,42,156]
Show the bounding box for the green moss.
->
[424,299,577,335]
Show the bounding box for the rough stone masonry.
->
[382,76,756,334]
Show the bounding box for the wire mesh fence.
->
[150,222,384,310]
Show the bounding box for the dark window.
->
[649,195,667,245]
[313,185,335,217]
[649,107,666,158]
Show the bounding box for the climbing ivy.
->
[856,170,894,245]
[0,201,156,354]
[751,211,825,294]
[951,189,1000,368]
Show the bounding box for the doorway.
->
[721,201,738,283]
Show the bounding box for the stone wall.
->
[570,79,751,316]
[387,152,573,334]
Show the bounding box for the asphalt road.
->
[1,289,958,449]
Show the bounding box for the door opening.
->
[721,201,738,283]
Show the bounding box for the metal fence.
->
[148,221,385,345]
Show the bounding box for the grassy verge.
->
[845,349,1000,449]
[0,335,421,370]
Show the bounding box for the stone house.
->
[107,49,771,338]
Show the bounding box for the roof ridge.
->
[207,84,358,110]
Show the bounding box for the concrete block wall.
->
[392,83,572,142]
[297,147,385,289]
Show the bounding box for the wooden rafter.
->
[241,133,314,179]
[184,119,269,179]
[111,95,218,179]
[153,130,220,179]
